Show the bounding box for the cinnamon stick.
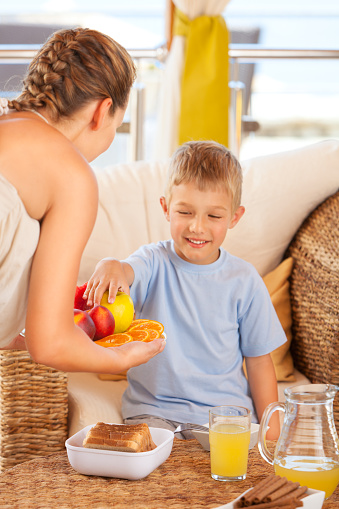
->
[236,475,276,507]
[242,474,280,505]
[244,498,303,509]
[269,486,308,506]
[234,499,247,508]
[275,505,299,509]
[264,481,300,502]
[299,488,309,499]
[252,475,288,503]
[235,474,308,509]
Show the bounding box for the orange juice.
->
[209,423,251,478]
[274,456,339,498]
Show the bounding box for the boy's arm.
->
[84,258,135,307]
[245,354,280,440]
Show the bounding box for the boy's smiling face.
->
[160,182,245,265]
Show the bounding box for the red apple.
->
[74,282,92,311]
[73,309,96,340]
[88,305,115,341]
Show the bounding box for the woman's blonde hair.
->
[8,28,136,120]
[165,141,243,214]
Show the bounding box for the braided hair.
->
[8,28,136,120]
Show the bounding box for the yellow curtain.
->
[173,7,230,147]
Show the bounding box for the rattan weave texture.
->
[0,439,338,508]
[0,350,68,471]
[286,191,339,430]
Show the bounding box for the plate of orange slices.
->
[94,319,165,347]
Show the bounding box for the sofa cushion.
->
[67,373,128,436]
[225,139,339,276]
[263,257,295,382]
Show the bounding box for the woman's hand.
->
[84,258,134,307]
[112,337,166,370]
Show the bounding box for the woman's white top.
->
[0,116,40,346]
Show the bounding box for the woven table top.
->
[0,439,338,509]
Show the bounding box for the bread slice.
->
[82,422,157,453]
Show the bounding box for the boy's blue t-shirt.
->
[122,240,286,425]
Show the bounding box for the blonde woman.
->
[0,28,165,373]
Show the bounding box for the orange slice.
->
[128,319,164,336]
[127,319,149,329]
[128,329,150,342]
[144,329,161,341]
[95,333,133,347]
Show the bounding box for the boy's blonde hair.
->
[165,141,243,214]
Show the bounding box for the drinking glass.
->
[209,405,251,481]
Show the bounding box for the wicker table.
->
[0,438,338,509]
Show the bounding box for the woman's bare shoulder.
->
[0,116,97,220]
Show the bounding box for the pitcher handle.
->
[258,401,286,465]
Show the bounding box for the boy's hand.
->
[84,258,130,307]
[113,337,166,369]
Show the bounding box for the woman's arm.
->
[84,258,135,307]
[245,354,280,440]
[23,136,165,372]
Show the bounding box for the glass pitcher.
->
[258,384,339,498]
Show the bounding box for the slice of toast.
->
[82,422,157,453]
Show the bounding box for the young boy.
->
[85,141,285,439]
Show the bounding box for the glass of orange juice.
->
[209,405,251,481]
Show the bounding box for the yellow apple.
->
[100,291,134,333]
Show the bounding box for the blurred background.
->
[1,0,338,167]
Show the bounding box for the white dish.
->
[65,423,174,480]
[191,423,260,451]
[213,487,325,509]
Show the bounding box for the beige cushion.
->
[67,372,128,436]
[225,140,339,276]
[263,258,295,382]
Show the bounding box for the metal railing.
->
[1,44,338,159]
[2,44,338,61]
[228,46,339,156]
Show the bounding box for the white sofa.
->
[68,140,339,437]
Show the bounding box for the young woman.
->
[0,28,165,373]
